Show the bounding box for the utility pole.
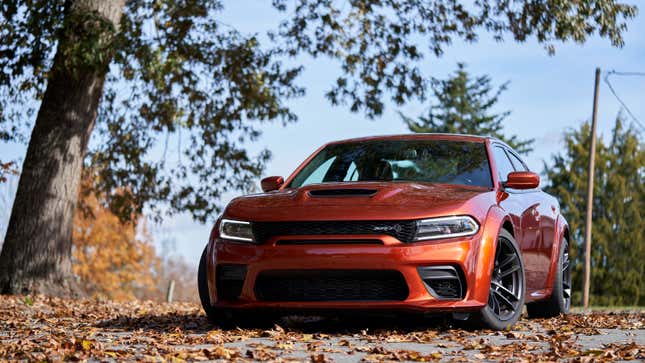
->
[166,280,175,303]
[583,68,601,309]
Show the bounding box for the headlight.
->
[414,216,479,241]
[219,219,255,242]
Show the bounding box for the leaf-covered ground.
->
[0,296,643,362]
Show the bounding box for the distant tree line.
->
[544,117,643,306]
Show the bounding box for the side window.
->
[492,146,515,182]
[343,161,359,181]
[301,156,336,186]
[507,151,529,171]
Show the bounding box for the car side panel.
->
[487,141,557,295]
[498,190,543,294]
[540,213,569,300]
[536,192,558,287]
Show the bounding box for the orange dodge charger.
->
[198,134,571,330]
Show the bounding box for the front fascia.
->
[206,203,508,311]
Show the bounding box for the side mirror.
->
[261,176,284,192]
[505,171,540,189]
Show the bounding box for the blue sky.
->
[1,1,644,265]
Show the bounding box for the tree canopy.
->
[543,115,643,306]
[274,0,637,118]
[0,0,638,223]
[400,63,534,154]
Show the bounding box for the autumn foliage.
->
[73,190,159,301]
[72,182,196,302]
[0,295,643,361]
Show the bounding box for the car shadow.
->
[95,310,457,335]
[280,312,457,334]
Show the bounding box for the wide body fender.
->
[470,205,511,305]
[541,214,569,299]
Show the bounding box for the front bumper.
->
[206,232,495,313]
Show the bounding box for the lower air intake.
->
[417,266,466,300]
[216,264,247,300]
[254,270,409,302]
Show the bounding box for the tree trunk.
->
[0,0,126,296]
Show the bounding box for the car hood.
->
[224,182,495,222]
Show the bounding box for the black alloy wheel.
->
[488,235,524,321]
[561,241,572,310]
[474,229,526,330]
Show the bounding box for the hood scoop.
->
[307,188,377,197]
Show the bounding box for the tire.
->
[527,238,571,318]
[474,229,526,330]
[197,245,212,318]
[198,245,237,327]
[198,245,276,328]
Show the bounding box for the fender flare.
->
[470,205,514,304]
[206,218,222,305]
[543,214,570,297]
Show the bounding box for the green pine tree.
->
[543,115,644,306]
[401,64,534,154]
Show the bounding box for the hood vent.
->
[308,189,377,197]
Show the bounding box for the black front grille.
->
[252,221,417,243]
[216,264,247,300]
[275,239,383,245]
[254,270,409,302]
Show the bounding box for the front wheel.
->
[198,245,236,326]
[475,229,526,330]
[198,245,277,328]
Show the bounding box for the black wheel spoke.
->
[562,259,570,272]
[563,286,571,299]
[561,243,571,306]
[491,281,519,302]
[493,289,516,311]
[500,263,520,278]
[499,253,518,269]
[489,289,500,315]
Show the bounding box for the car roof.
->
[327,133,504,145]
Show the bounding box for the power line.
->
[604,70,645,131]
[607,70,645,77]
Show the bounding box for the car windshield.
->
[288,139,493,188]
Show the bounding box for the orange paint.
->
[204,134,567,313]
